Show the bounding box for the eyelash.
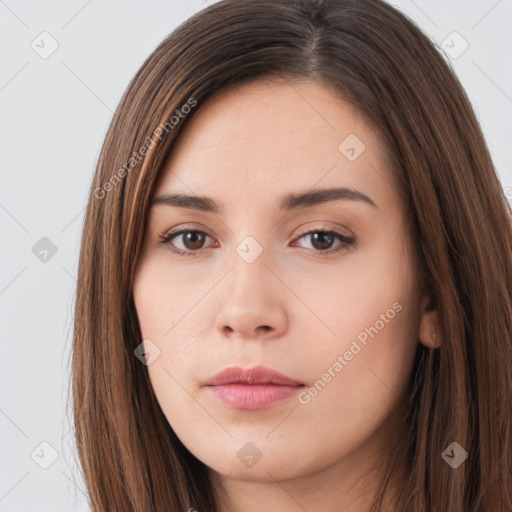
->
[158,227,355,258]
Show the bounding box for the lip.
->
[203,366,305,410]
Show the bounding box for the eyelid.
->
[293,222,354,239]
[162,223,215,240]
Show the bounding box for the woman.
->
[71,0,512,510]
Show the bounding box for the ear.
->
[418,293,442,349]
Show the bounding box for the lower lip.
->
[206,384,303,410]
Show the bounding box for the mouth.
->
[203,365,305,410]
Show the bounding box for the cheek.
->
[133,256,204,342]
[283,292,419,476]
[133,259,212,398]
[292,238,419,420]
[295,289,418,409]
[288,235,416,351]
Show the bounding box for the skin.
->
[132,76,441,512]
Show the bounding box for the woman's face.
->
[133,78,435,489]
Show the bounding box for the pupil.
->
[312,232,333,250]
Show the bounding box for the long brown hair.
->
[71,0,512,510]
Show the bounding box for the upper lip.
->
[203,365,304,387]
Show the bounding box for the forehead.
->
[154,78,394,210]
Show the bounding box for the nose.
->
[214,247,288,341]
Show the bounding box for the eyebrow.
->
[151,186,378,213]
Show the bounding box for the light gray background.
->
[1,1,510,510]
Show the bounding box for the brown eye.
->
[308,232,336,251]
[180,231,207,250]
[294,230,355,254]
[159,229,214,257]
